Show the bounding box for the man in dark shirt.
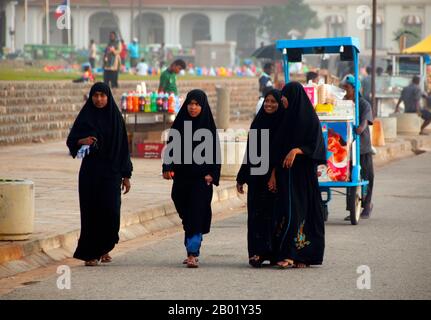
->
[258,63,274,98]
[395,76,431,135]
[342,75,374,219]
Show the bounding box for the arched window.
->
[226,14,257,57]
[134,13,164,44]
[326,15,344,38]
[89,12,120,44]
[180,14,210,48]
[365,15,384,49]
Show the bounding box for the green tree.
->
[258,0,321,40]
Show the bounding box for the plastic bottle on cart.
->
[168,93,175,113]
[175,95,181,113]
[139,94,145,112]
[156,92,164,112]
[127,92,133,112]
[133,92,139,112]
[150,91,157,113]
[121,93,127,111]
[162,93,169,112]
[144,93,151,112]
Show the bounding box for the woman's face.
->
[92,91,108,108]
[263,94,279,114]
[281,96,289,109]
[187,99,202,117]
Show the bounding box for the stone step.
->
[0,120,73,136]
[0,129,70,146]
[0,111,78,125]
[1,103,82,114]
[0,95,86,107]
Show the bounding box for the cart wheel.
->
[347,186,362,225]
[322,204,328,222]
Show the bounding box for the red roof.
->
[31,0,286,7]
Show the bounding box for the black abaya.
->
[272,82,326,265]
[236,89,284,260]
[67,82,132,261]
[163,89,221,237]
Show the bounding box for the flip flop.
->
[84,259,99,266]
[186,256,199,268]
[183,258,199,264]
[101,254,112,263]
[277,259,295,269]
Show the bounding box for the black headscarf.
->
[251,89,284,134]
[66,82,133,177]
[273,82,326,166]
[163,89,221,185]
[237,89,285,184]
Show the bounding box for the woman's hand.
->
[122,178,131,194]
[162,171,174,180]
[204,175,213,186]
[267,169,277,193]
[78,136,97,146]
[283,148,302,169]
[236,183,244,194]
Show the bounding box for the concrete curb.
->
[0,183,244,279]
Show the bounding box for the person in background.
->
[362,66,372,104]
[128,38,140,72]
[135,58,148,76]
[159,42,168,69]
[158,59,186,95]
[103,31,121,88]
[89,39,97,69]
[259,62,274,98]
[73,64,95,83]
[341,75,374,219]
[306,71,319,84]
[119,39,128,71]
[395,76,431,135]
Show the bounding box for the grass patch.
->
[0,67,246,81]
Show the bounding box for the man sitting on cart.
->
[341,75,374,219]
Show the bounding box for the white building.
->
[1,0,430,57]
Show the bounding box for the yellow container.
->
[315,103,334,113]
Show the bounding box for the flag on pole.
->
[55,0,68,19]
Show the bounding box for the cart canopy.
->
[276,37,360,62]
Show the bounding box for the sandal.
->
[293,262,310,269]
[183,257,198,264]
[249,255,263,268]
[84,259,99,267]
[186,256,199,268]
[276,259,295,269]
[101,254,112,263]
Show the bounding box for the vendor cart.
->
[276,37,369,225]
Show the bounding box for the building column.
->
[210,12,226,42]
[384,4,402,53]
[117,9,131,42]
[5,1,18,52]
[425,4,431,37]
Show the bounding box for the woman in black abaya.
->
[67,82,133,266]
[162,89,221,268]
[268,82,326,268]
[236,89,284,267]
